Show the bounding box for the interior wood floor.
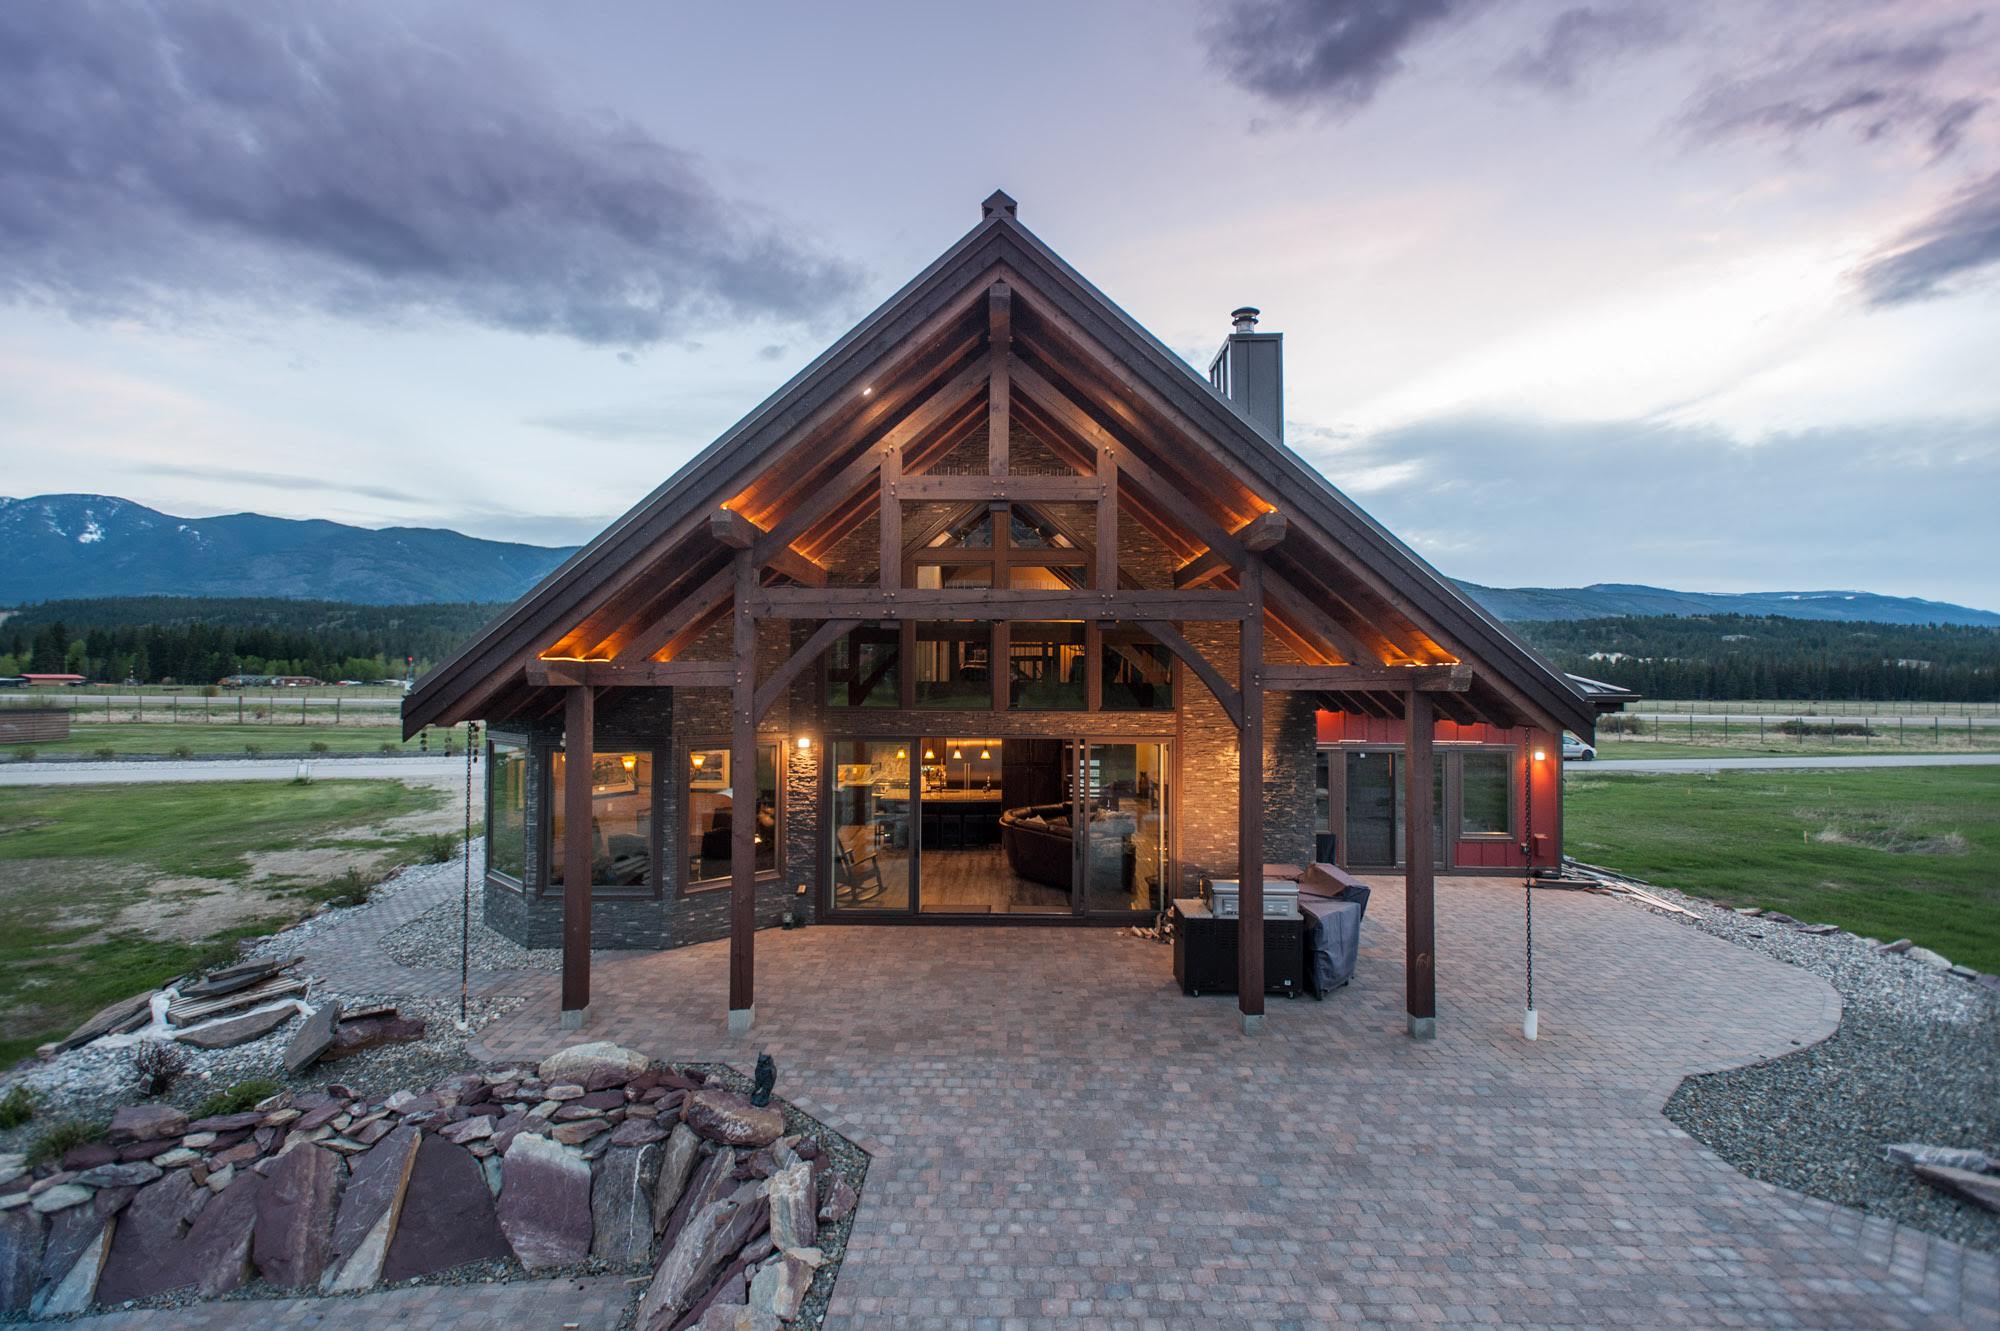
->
[916,845,1071,914]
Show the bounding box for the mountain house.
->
[404,191,1627,1038]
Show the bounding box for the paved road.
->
[0,756,466,785]
[22,693,405,711]
[1635,710,1998,725]
[1583,752,2000,774]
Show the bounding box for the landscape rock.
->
[1913,1164,2000,1213]
[154,1148,200,1168]
[381,1136,510,1281]
[496,1131,592,1271]
[1874,938,1914,954]
[177,1005,296,1050]
[179,1169,264,1296]
[116,1139,175,1163]
[108,1104,186,1143]
[320,1124,421,1293]
[29,1186,92,1216]
[188,1111,265,1133]
[766,1161,815,1253]
[610,1117,670,1147]
[75,1162,161,1189]
[817,1176,857,1225]
[61,1142,116,1171]
[545,1083,587,1102]
[683,1089,785,1148]
[282,1001,342,1073]
[323,1012,426,1061]
[652,1124,703,1236]
[550,1118,609,1146]
[590,1143,661,1265]
[749,1251,814,1321]
[33,1213,111,1317]
[1795,923,1841,936]
[35,1185,130,1295]
[1883,1143,1993,1174]
[439,1115,495,1145]
[636,1184,772,1331]
[252,1143,342,1290]
[1905,946,1951,969]
[538,1041,649,1088]
[695,1304,780,1331]
[0,1209,41,1315]
[96,1170,207,1303]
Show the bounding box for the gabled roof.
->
[405,192,1598,739]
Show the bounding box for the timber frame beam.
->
[1262,663,1471,692]
[708,509,828,587]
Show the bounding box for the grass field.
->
[0,778,466,1066]
[1565,767,2000,972]
[1593,715,1997,760]
[2,721,465,760]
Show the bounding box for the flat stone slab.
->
[252,1143,342,1290]
[96,1171,207,1303]
[1914,1163,2000,1213]
[57,990,157,1052]
[179,1169,264,1297]
[539,1042,650,1088]
[496,1132,592,1271]
[178,1005,295,1049]
[320,1124,421,1293]
[0,1208,41,1315]
[589,1143,659,1265]
[381,1136,510,1282]
[282,1001,342,1074]
[682,1090,784,1148]
[323,1012,425,1061]
[108,1104,186,1143]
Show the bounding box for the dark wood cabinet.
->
[1173,901,1303,997]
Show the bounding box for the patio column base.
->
[728,1006,755,1035]
[1407,1015,1435,1040]
[560,1005,588,1032]
[1240,1012,1264,1035]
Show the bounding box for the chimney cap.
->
[982,190,1018,220]
[1230,306,1260,332]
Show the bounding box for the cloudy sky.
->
[3,0,1998,607]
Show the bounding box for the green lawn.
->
[3,721,464,759]
[0,779,456,1066]
[1564,767,2000,972]
[1593,717,1997,760]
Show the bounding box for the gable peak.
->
[981,189,1018,220]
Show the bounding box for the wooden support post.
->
[729,552,757,1034]
[1405,688,1437,1040]
[989,282,1011,475]
[879,445,901,591]
[1084,621,1104,711]
[991,621,1011,712]
[1095,446,1118,592]
[1237,558,1266,1033]
[560,684,594,1028]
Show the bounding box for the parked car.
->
[1562,732,1596,762]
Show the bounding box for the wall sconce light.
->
[620,754,637,773]
[1532,748,1547,763]
[796,735,812,751]
[691,752,705,769]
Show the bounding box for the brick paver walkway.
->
[63,1273,632,1329]
[465,876,1992,1330]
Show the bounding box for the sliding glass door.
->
[1078,742,1169,915]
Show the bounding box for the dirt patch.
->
[108,873,285,943]
[244,844,400,885]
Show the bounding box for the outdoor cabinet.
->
[1172,900,1304,997]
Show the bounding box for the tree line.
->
[1513,614,2000,702]
[0,597,502,684]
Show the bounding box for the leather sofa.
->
[999,802,1137,890]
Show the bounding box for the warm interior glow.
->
[691,753,705,768]
[620,754,637,772]
[923,748,935,760]
[951,748,963,760]
[896,748,907,759]
[978,748,990,760]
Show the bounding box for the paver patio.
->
[62,872,1993,1329]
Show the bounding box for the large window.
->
[487,741,528,883]
[549,750,655,892]
[685,743,779,888]
[1100,627,1173,710]
[825,624,900,709]
[914,622,991,708]
[1459,751,1513,836]
[1009,622,1086,709]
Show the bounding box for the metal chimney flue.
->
[1209,307,1283,443]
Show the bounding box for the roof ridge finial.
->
[981,189,1018,220]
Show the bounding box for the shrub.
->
[170,744,194,760]
[27,1118,105,1166]
[378,742,398,755]
[243,743,262,756]
[323,867,371,907]
[0,1084,39,1129]
[308,740,330,754]
[423,833,455,863]
[11,747,34,761]
[1599,714,1645,735]
[194,1078,282,1119]
[1777,719,1876,738]
[131,1041,190,1098]
[93,746,117,760]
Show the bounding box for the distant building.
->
[218,674,325,689]
[20,673,87,687]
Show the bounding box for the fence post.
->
[238,694,244,724]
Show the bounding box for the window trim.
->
[541,743,664,900]
[678,737,785,896]
[484,738,529,890]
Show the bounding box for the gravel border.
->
[378,862,564,974]
[1598,877,1999,1252]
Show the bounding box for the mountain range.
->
[3,494,1995,626]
